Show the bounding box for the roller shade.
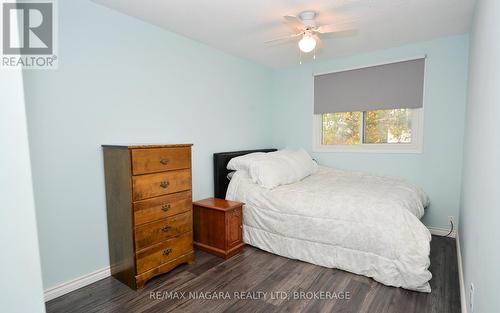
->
[314,58,425,114]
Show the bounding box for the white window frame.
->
[312,108,424,154]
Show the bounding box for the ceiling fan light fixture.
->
[298,34,316,53]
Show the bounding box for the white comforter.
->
[226,166,432,292]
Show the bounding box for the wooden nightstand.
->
[193,198,244,259]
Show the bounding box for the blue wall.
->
[460,0,500,312]
[270,35,469,229]
[23,0,272,289]
[1,50,45,312]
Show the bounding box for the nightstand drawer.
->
[131,147,191,175]
[136,232,193,274]
[135,211,193,251]
[132,169,191,201]
[133,191,192,226]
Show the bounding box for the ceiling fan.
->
[265,11,358,54]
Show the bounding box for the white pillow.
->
[248,149,317,189]
[227,171,236,180]
[227,152,269,171]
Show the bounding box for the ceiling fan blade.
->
[264,32,302,44]
[317,29,359,39]
[283,15,302,25]
[283,15,303,31]
[317,22,358,33]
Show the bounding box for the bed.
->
[213,149,432,292]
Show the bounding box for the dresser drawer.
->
[132,169,191,201]
[136,232,193,274]
[134,191,192,226]
[135,211,193,251]
[131,147,191,175]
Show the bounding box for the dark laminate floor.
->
[46,236,460,313]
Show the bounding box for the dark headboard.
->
[213,149,277,199]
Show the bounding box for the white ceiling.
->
[93,0,476,68]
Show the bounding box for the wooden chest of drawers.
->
[102,144,194,289]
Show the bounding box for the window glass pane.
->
[364,109,412,144]
[322,112,361,145]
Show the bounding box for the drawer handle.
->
[161,225,172,232]
[160,158,169,165]
[161,203,171,211]
[160,181,170,188]
[162,248,172,256]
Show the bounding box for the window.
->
[313,58,425,153]
[322,111,361,145]
[363,109,412,144]
[322,108,413,145]
[314,108,423,153]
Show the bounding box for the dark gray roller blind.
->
[314,58,425,114]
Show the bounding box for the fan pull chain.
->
[299,50,302,65]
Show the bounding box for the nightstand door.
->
[226,208,243,249]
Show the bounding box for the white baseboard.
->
[44,266,111,302]
[427,226,456,238]
[456,231,467,313]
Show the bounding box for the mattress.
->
[226,166,432,292]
